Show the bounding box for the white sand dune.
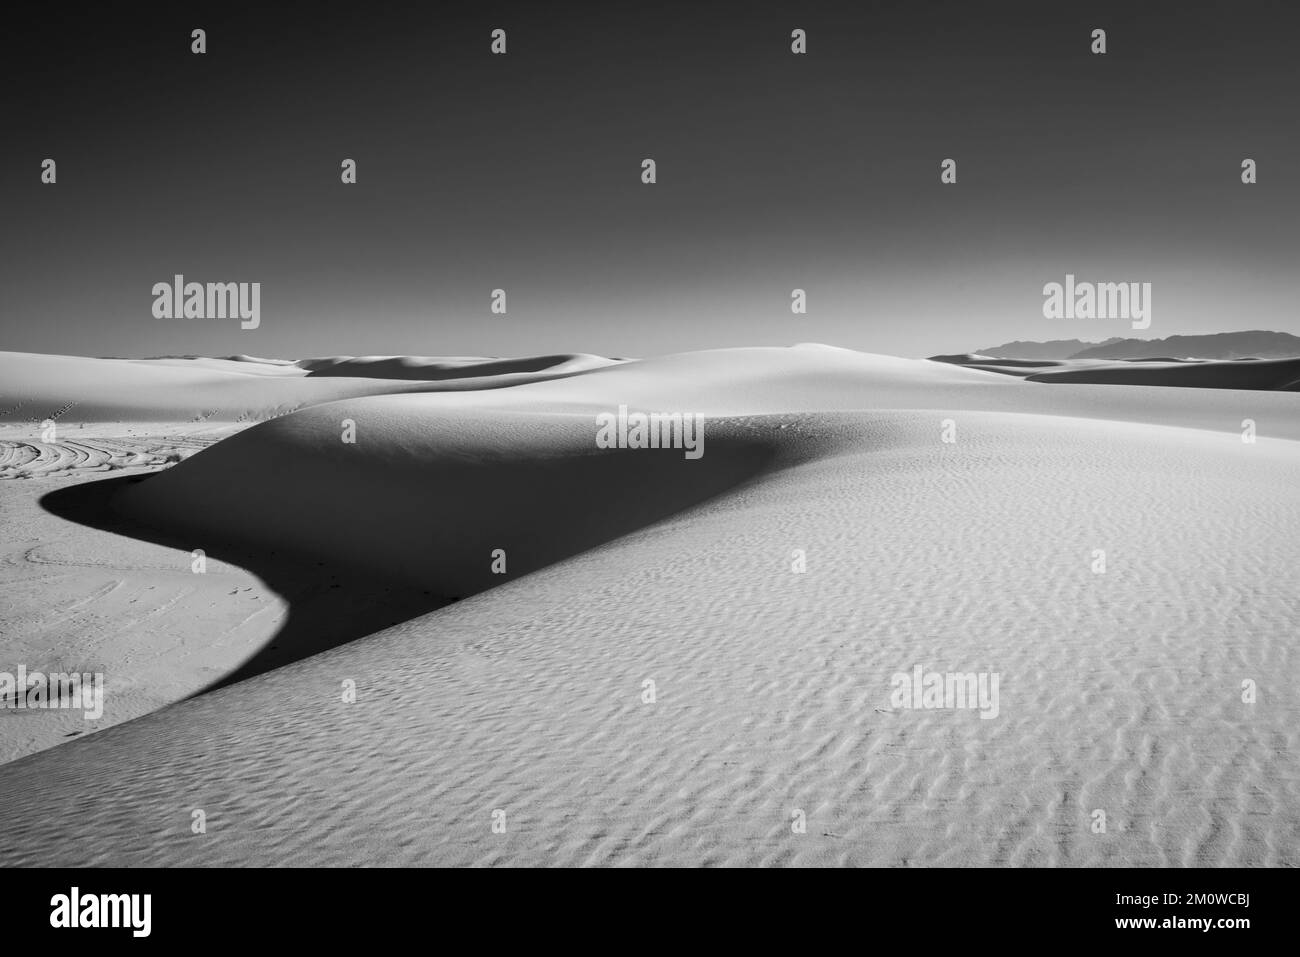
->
[0,420,449,763]
[0,350,619,422]
[295,353,620,381]
[112,409,780,596]
[458,345,1300,440]
[933,352,1300,392]
[0,345,1297,866]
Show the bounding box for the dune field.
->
[0,345,1297,866]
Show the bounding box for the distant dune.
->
[931,353,1300,391]
[0,351,623,422]
[294,353,618,380]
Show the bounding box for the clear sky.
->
[2,0,1296,360]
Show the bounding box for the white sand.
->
[0,346,1296,866]
[0,350,619,422]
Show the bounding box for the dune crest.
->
[112,404,787,598]
[0,350,624,423]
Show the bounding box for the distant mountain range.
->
[975,331,1300,360]
[972,338,1125,360]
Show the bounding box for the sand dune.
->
[112,407,782,596]
[0,345,1297,866]
[0,421,448,761]
[295,353,619,380]
[0,350,621,423]
[932,353,1300,391]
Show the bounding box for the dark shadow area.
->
[930,354,1300,390]
[1025,356,1300,390]
[299,354,595,380]
[37,423,789,699]
[40,475,451,696]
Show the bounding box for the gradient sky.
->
[2,0,1297,360]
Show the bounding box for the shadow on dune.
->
[931,353,1300,390]
[38,420,786,698]
[298,353,610,380]
[1024,356,1300,390]
[39,475,450,696]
